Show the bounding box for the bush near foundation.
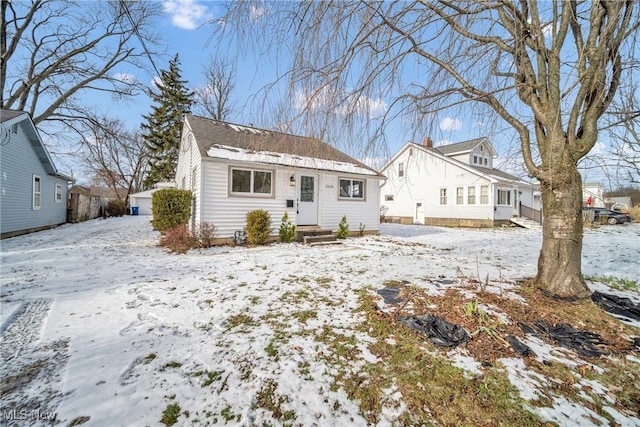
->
[246,209,272,245]
[152,189,192,232]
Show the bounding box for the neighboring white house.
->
[379,137,537,227]
[583,182,605,208]
[1,109,74,238]
[175,115,384,240]
[129,182,175,216]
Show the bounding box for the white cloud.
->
[249,5,268,22]
[163,0,211,30]
[113,73,136,84]
[439,117,463,131]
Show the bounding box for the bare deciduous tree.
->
[217,1,639,298]
[1,0,161,130]
[605,81,640,185]
[81,118,149,199]
[193,56,236,121]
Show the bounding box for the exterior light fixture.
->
[290,175,296,186]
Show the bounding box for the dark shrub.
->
[151,189,192,232]
[106,198,127,217]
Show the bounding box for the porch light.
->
[289,175,296,186]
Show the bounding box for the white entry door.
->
[414,200,425,224]
[297,174,318,225]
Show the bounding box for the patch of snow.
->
[0,217,638,426]
[207,143,378,176]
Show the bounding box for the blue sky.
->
[34,0,628,188]
[110,1,495,151]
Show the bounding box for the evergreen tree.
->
[141,54,194,188]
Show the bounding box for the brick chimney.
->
[422,137,433,148]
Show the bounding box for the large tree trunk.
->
[534,159,591,299]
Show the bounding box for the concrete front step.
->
[303,234,338,245]
[296,227,333,242]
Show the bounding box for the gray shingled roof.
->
[467,164,529,183]
[436,137,489,155]
[0,109,27,123]
[185,114,378,174]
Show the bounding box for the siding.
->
[0,119,69,236]
[200,160,381,238]
[175,126,203,223]
[380,146,495,222]
[318,173,380,232]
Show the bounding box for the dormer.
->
[436,137,497,169]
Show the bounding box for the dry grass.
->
[337,281,640,426]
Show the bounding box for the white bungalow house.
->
[379,137,538,227]
[1,109,74,238]
[175,115,384,240]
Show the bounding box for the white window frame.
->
[191,168,197,190]
[456,187,464,205]
[480,185,489,204]
[229,166,274,198]
[468,186,476,205]
[339,178,365,200]
[497,189,512,206]
[398,162,404,177]
[55,183,62,203]
[439,188,448,205]
[33,175,41,210]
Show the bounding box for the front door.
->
[414,200,424,224]
[297,174,318,225]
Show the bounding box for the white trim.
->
[55,183,62,203]
[32,175,41,210]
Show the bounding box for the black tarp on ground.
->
[377,287,403,305]
[397,314,471,347]
[592,291,640,322]
[519,320,608,358]
[506,335,536,357]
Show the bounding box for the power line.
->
[120,0,161,78]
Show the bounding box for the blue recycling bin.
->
[131,206,139,216]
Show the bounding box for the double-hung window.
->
[339,178,365,199]
[33,175,41,210]
[456,187,464,205]
[55,184,62,203]
[230,167,273,196]
[398,162,405,177]
[497,189,512,205]
[439,188,447,205]
[480,185,489,204]
[468,187,476,205]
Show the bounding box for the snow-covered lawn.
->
[1,217,638,426]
